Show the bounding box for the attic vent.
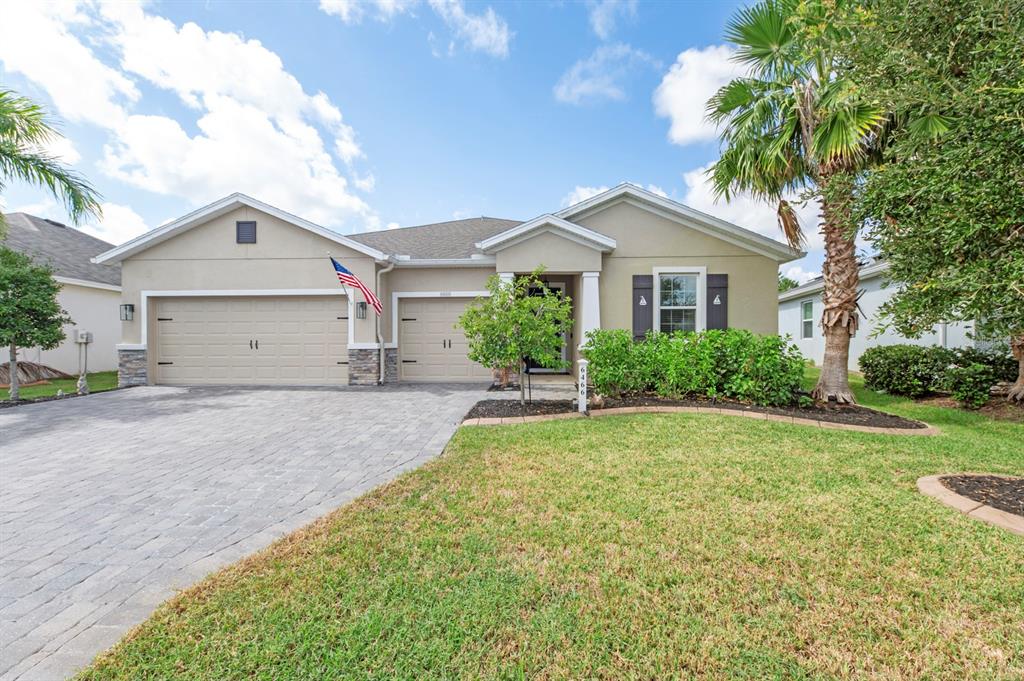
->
[236,221,256,244]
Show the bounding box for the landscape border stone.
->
[463,405,941,435]
[917,474,1024,536]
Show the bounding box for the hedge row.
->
[858,344,1016,407]
[582,329,806,407]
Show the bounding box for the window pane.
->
[802,320,813,338]
[801,301,812,321]
[660,274,697,307]
[660,308,696,333]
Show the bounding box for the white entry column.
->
[580,271,601,346]
[498,272,514,286]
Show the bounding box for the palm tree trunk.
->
[1009,334,1024,402]
[8,343,19,401]
[812,171,859,404]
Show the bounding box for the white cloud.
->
[318,0,416,23]
[554,43,654,105]
[653,44,743,145]
[561,185,609,207]
[587,0,636,39]
[428,0,511,58]
[1,2,381,232]
[80,202,149,245]
[782,264,820,284]
[353,172,376,192]
[681,164,822,249]
[0,3,138,128]
[11,197,62,219]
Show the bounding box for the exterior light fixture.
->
[120,303,134,321]
[356,301,367,319]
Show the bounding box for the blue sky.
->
[0,0,824,281]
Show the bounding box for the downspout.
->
[376,258,396,384]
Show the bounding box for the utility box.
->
[75,330,93,344]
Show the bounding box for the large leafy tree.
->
[459,269,574,409]
[0,89,101,234]
[706,0,888,403]
[852,0,1024,401]
[0,246,72,400]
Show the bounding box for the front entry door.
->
[525,281,568,373]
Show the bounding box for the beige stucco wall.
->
[119,206,378,345]
[377,266,493,343]
[576,201,780,335]
[21,283,120,374]
[494,230,603,273]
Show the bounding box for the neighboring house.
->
[93,184,802,387]
[3,213,122,374]
[778,258,978,368]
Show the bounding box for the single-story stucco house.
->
[778,258,980,367]
[3,212,122,375]
[93,184,802,387]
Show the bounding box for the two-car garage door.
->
[153,296,348,385]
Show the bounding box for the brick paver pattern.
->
[0,384,486,680]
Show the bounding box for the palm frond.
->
[0,89,55,146]
[907,112,953,139]
[777,198,805,249]
[0,142,102,224]
[725,0,804,80]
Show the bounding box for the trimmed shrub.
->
[858,345,953,397]
[859,343,1017,398]
[942,362,996,409]
[583,329,805,406]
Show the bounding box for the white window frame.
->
[653,266,707,333]
[800,299,814,339]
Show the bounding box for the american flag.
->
[331,256,383,316]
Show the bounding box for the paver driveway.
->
[0,384,487,680]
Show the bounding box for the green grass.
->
[10,371,118,400]
[82,369,1023,680]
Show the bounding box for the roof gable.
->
[476,214,616,254]
[557,183,803,263]
[93,194,386,264]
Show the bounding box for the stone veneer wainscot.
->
[347,348,397,386]
[117,349,148,387]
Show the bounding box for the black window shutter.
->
[236,221,257,243]
[707,274,728,329]
[632,275,653,340]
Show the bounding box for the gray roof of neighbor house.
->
[2,213,121,287]
[348,216,521,259]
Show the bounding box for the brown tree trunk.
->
[1009,334,1024,402]
[8,343,19,401]
[812,171,859,404]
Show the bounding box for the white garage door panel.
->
[399,298,491,382]
[153,296,348,385]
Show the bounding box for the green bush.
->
[859,343,1016,398]
[582,329,805,406]
[942,362,996,409]
[858,345,954,397]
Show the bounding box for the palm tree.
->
[0,89,102,234]
[706,0,885,403]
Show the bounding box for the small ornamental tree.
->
[459,268,573,409]
[0,246,71,400]
[778,273,799,292]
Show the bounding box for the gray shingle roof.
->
[2,213,121,287]
[348,216,521,259]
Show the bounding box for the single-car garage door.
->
[398,298,491,382]
[153,296,348,385]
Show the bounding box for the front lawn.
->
[83,370,1023,679]
[7,371,118,400]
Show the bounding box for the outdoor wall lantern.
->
[119,303,134,321]
[356,301,367,319]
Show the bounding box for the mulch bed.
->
[466,395,927,429]
[940,475,1024,517]
[917,395,1024,423]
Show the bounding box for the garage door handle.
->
[157,361,173,365]
[157,317,173,321]
[255,340,259,350]
[249,340,253,349]
[402,317,417,321]
[402,360,417,364]
[336,361,348,365]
